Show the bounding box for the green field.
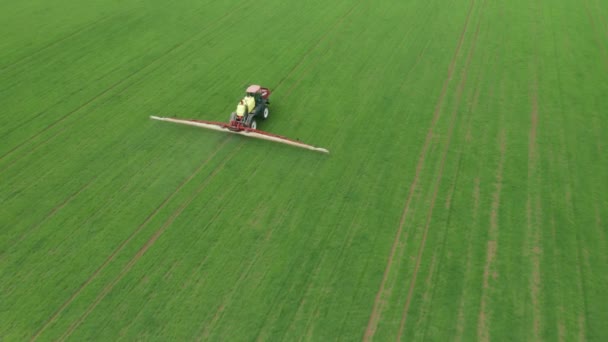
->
[1,0,607,340]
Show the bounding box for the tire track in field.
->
[283,204,355,338]
[294,106,428,341]
[30,138,231,341]
[116,199,265,338]
[74,147,170,227]
[283,21,431,332]
[548,5,590,338]
[421,75,484,340]
[283,0,434,110]
[195,195,286,341]
[188,188,264,341]
[476,129,506,342]
[198,199,298,342]
[416,253,439,331]
[280,4,433,333]
[549,214,567,342]
[272,0,366,92]
[297,201,368,341]
[528,2,543,334]
[453,83,487,342]
[192,151,296,341]
[546,145,567,341]
[4,136,167,257]
[582,0,608,69]
[0,14,118,72]
[590,0,608,40]
[363,1,476,338]
[57,143,246,342]
[0,0,250,165]
[1,176,97,258]
[594,204,607,257]
[122,196,267,338]
[454,176,481,342]
[0,1,184,137]
[454,80,494,342]
[0,22,225,175]
[249,200,304,342]
[527,82,542,342]
[396,6,484,331]
[251,140,342,341]
[280,160,372,339]
[0,58,131,141]
[0,0,209,138]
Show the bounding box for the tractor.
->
[228,85,271,131]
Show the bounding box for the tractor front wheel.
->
[263,107,269,119]
[251,120,257,130]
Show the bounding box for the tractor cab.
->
[245,84,270,104]
[229,85,271,131]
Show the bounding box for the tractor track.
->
[0,59,132,142]
[420,140,466,341]
[30,137,231,341]
[453,80,485,342]
[582,0,608,70]
[250,200,309,342]
[283,0,433,105]
[528,0,543,337]
[273,0,366,92]
[195,202,280,341]
[56,142,247,341]
[0,176,97,259]
[550,214,567,342]
[0,0,251,167]
[193,150,298,341]
[279,2,434,334]
[324,27,435,335]
[0,0,202,138]
[252,131,344,342]
[4,134,169,258]
[0,13,118,73]
[363,0,477,338]
[134,199,270,339]
[283,202,356,337]
[476,128,506,342]
[549,3,590,337]
[74,147,171,227]
[398,1,488,336]
[594,204,607,260]
[281,160,371,340]
[398,0,486,332]
[191,185,263,341]
[454,175,481,342]
[124,202,270,337]
[298,199,368,341]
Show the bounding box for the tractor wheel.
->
[251,120,257,130]
[263,107,269,120]
[229,112,236,122]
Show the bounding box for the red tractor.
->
[228,85,271,131]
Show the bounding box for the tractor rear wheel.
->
[263,107,269,119]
